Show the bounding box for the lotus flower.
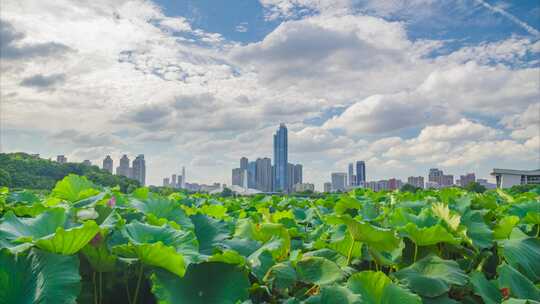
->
[107,196,116,207]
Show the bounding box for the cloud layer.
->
[1,0,539,188]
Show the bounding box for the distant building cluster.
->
[161,166,222,192]
[231,124,307,193]
[109,154,146,186]
[163,167,186,189]
[326,160,365,192]
[55,154,146,185]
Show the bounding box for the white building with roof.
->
[490,168,540,188]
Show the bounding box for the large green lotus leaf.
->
[334,196,361,215]
[112,221,200,276]
[461,210,493,249]
[151,262,250,304]
[237,220,291,260]
[319,285,362,304]
[34,220,99,254]
[6,190,39,204]
[523,212,540,225]
[339,216,400,251]
[393,255,468,297]
[0,209,65,242]
[130,194,193,230]
[221,237,261,257]
[51,174,99,202]
[347,271,421,304]
[0,249,81,304]
[401,223,460,246]
[508,201,539,219]
[501,238,540,283]
[390,207,438,228]
[470,271,503,304]
[494,216,520,239]
[498,264,540,300]
[502,299,540,304]
[431,202,460,231]
[263,261,297,290]
[191,214,230,255]
[114,242,186,277]
[295,256,342,285]
[208,249,245,266]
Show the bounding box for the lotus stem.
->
[99,271,103,304]
[536,225,539,238]
[133,264,144,304]
[93,271,98,304]
[347,240,355,265]
[413,243,418,263]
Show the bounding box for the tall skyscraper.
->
[355,161,366,186]
[256,157,272,192]
[171,174,177,187]
[348,163,354,186]
[103,155,113,174]
[240,157,248,170]
[132,154,146,185]
[116,155,131,178]
[163,177,170,187]
[57,155,67,163]
[273,123,288,192]
[181,166,186,188]
[247,161,257,189]
[331,173,347,192]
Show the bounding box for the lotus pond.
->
[0,174,539,304]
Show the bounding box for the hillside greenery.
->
[0,152,139,192]
[0,175,539,303]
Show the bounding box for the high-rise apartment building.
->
[331,173,347,192]
[232,168,246,187]
[103,155,113,174]
[163,177,170,187]
[323,182,332,193]
[294,164,303,185]
[57,155,67,164]
[428,168,443,183]
[172,174,177,188]
[459,173,476,187]
[256,157,272,192]
[356,161,366,186]
[117,155,131,178]
[407,176,425,189]
[82,160,92,166]
[388,178,403,191]
[348,163,354,186]
[132,154,146,185]
[273,123,288,192]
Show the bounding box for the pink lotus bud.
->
[90,233,102,247]
[107,196,116,207]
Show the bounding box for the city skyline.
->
[1,1,538,189]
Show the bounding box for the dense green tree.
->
[401,184,421,193]
[464,182,486,193]
[220,187,233,197]
[0,153,139,192]
[0,168,11,186]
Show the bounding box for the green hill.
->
[0,152,139,192]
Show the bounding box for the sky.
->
[0,0,539,189]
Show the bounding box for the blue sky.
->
[1,0,539,188]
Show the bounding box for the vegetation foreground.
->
[0,175,539,304]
